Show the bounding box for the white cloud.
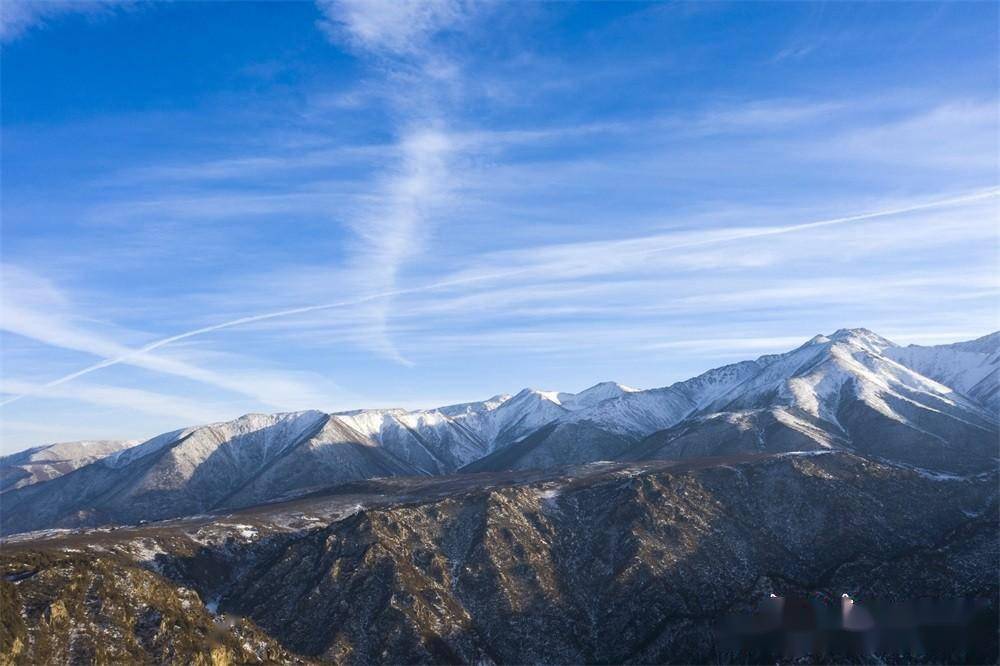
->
[0,265,341,410]
[316,0,470,57]
[0,0,128,43]
[0,378,221,424]
[344,128,454,363]
[9,185,994,402]
[308,1,483,364]
[819,100,999,170]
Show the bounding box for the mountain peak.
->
[582,381,639,393]
[826,327,896,351]
[557,381,639,410]
[829,326,875,339]
[511,387,562,403]
[805,334,831,345]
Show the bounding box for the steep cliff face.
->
[5,451,992,665]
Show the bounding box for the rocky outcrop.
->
[0,550,307,665]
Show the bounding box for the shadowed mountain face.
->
[0,412,445,536]
[2,452,996,664]
[2,329,997,536]
[462,421,635,473]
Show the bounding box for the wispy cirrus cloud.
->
[0,265,342,410]
[340,128,454,364]
[4,185,994,408]
[316,0,470,57]
[0,0,129,43]
[304,0,483,364]
[0,378,221,424]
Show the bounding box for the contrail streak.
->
[2,187,996,407]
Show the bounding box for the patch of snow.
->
[214,523,259,540]
[778,449,835,458]
[127,538,167,571]
[534,485,564,513]
[911,468,965,482]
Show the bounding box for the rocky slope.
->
[0,549,308,665]
[2,451,996,664]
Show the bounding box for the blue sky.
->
[1,0,997,451]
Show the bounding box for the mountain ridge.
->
[2,328,996,536]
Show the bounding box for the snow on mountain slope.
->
[484,388,571,444]
[0,388,588,534]
[335,384,645,469]
[462,421,634,472]
[332,388,577,472]
[564,361,764,437]
[221,415,418,508]
[469,371,772,471]
[938,331,1000,355]
[100,427,195,469]
[628,408,841,462]
[633,329,998,473]
[0,439,140,492]
[704,328,993,424]
[126,411,330,503]
[0,411,334,534]
[332,384,642,475]
[4,328,997,535]
[886,331,999,413]
[334,408,488,473]
[500,328,998,474]
[436,393,511,418]
[557,381,639,409]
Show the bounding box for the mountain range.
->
[1,327,998,664]
[2,328,996,536]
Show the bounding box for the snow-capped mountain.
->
[629,329,997,472]
[470,329,998,473]
[333,408,487,473]
[563,362,764,436]
[885,331,1000,414]
[0,389,593,534]
[2,411,424,534]
[2,328,996,535]
[557,381,639,409]
[0,439,139,492]
[336,382,639,473]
